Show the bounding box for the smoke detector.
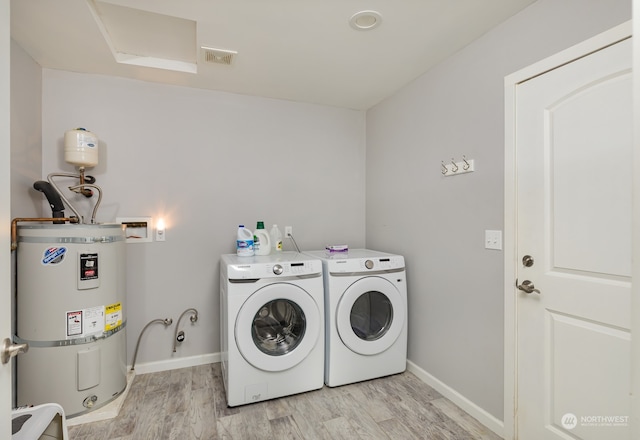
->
[349,10,382,31]
[201,47,237,65]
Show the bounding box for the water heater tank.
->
[64,128,99,167]
[16,223,127,417]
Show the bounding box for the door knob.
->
[1,338,28,364]
[516,279,540,295]
[522,255,534,267]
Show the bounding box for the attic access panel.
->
[88,0,197,73]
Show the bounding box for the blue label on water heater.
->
[42,246,67,265]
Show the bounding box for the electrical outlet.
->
[485,230,502,250]
[155,218,166,242]
[285,226,293,237]
[155,227,165,242]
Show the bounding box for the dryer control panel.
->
[327,255,405,274]
[303,249,405,274]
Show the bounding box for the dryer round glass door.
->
[235,282,321,372]
[336,276,405,356]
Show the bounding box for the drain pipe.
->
[173,308,199,353]
[131,318,173,371]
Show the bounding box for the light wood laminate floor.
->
[68,363,501,440]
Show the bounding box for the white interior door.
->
[1,1,11,437]
[515,37,632,439]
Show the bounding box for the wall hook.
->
[441,156,475,177]
[462,155,470,170]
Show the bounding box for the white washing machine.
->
[219,252,324,406]
[304,249,407,387]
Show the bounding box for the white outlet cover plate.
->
[485,230,502,250]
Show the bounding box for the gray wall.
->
[10,40,41,218]
[365,0,630,420]
[10,41,42,404]
[36,70,366,366]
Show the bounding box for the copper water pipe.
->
[77,167,93,197]
[11,217,79,251]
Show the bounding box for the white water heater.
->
[15,223,127,417]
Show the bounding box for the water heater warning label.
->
[105,302,122,331]
[66,306,105,339]
[67,311,83,337]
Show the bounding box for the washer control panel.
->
[224,255,322,280]
[258,261,319,277]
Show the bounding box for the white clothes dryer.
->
[304,249,407,387]
[219,252,324,406]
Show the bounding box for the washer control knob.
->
[365,260,374,269]
[273,264,284,275]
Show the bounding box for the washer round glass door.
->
[235,282,321,372]
[336,276,405,355]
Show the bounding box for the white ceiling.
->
[11,0,536,110]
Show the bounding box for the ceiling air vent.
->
[201,47,237,65]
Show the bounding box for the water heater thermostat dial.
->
[365,260,374,269]
[273,264,284,275]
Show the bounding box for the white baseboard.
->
[406,360,504,439]
[129,352,221,375]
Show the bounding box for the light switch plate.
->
[485,230,502,250]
